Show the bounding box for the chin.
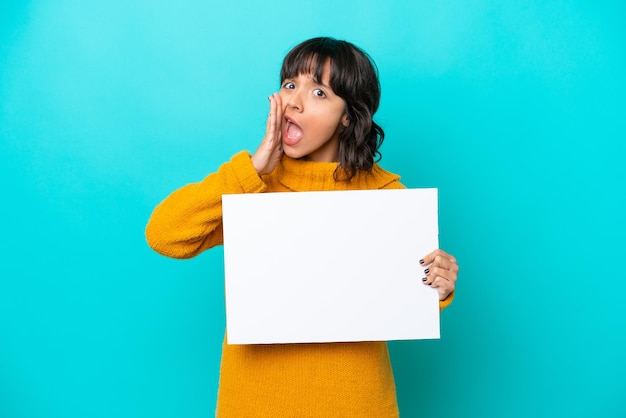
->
[282,147,305,159]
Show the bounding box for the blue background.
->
[1,1,624,417]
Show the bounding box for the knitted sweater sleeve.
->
[145,151,266,259]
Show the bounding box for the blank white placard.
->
[222,188,439,344]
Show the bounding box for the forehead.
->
[292,63,333,87]
[281,52,334,83]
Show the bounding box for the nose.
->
[283,87,303,112]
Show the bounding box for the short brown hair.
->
[280,37,384,181]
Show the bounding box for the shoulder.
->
[365,164,405,190]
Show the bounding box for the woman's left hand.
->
[420,249,459,301]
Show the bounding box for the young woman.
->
[146,37,459,417]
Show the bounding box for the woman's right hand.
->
[251,93,284,176]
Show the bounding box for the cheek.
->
[277,92,288,109]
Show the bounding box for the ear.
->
[341,113,350,127]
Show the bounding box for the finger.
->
[266,94,277,144]
[265,95,274,136]
[271,93,284,144]
[436,284,454,301]
[420,249,457,269]
[431,255,459,274]
[267,94,283,163]
[419,248,457,265]
[273,93,283,144]
[274,93,283,124]
[429,275,455,301]
[423,266,457,286]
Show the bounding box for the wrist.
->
[250,153,264,175]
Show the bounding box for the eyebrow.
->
[307,75,330,89]
[283,74,332,90]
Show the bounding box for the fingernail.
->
[422,277,427,282]
[424,268,430,274]
[419,259,424,265]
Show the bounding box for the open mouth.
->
[283,117,303,145]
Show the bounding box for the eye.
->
[282,81,295,89]
[313,89,326,98]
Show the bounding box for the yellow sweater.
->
[146,151,453,417]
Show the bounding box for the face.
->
[279,61,349,162]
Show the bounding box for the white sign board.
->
[222,188,439,344]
